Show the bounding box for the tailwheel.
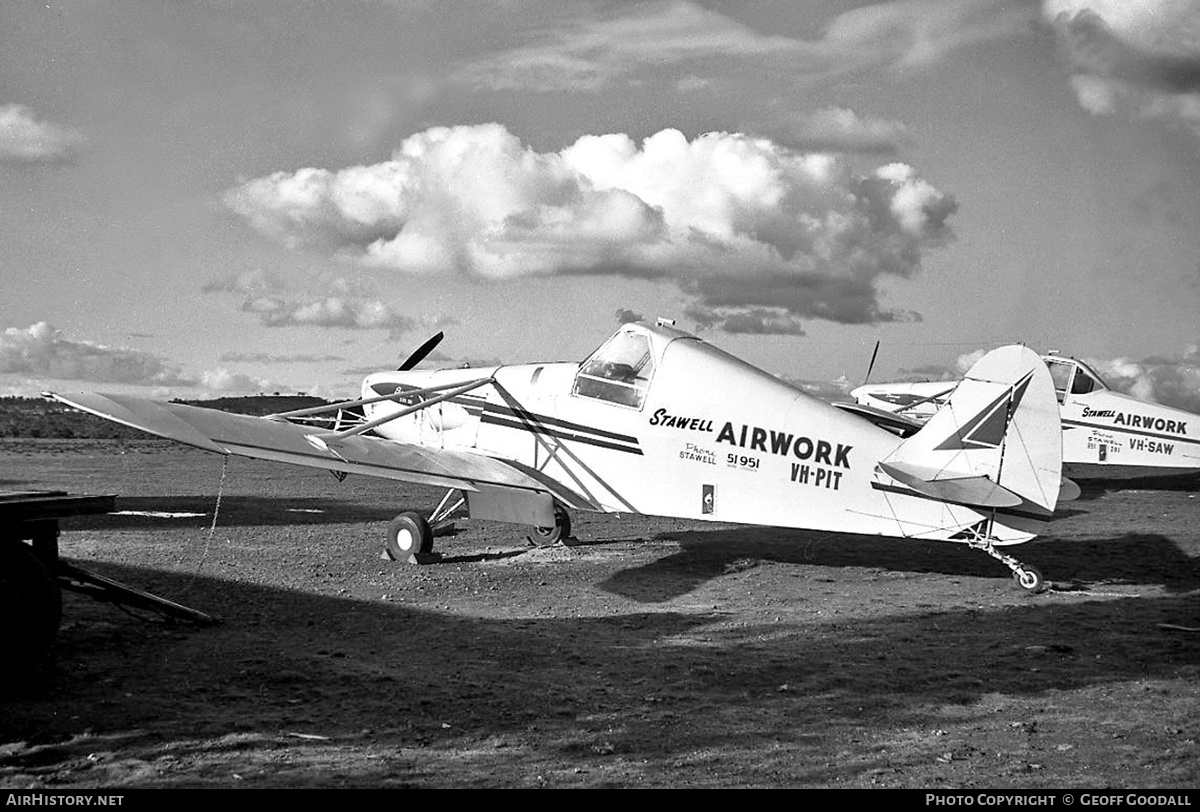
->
[961,522,1049,594]
[384,511,439,564]
[1012,565,1046,594]
[530,505,574,547]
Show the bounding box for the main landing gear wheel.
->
[1013,565,1046,594]
[530,506,574,547]
[384,511,438,564]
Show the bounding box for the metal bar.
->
[313,377,495,441]
[266,377,493,420]
[894,387,955,414]
[58,561,219,626]
[430,489,465,527]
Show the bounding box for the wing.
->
[829,400,924,437]
[48,392,598,512]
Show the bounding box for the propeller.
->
[863,340,880,385]
[398,331,444,371]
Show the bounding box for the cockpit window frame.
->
[1045,357,1074,404]
[1045,356,1108,403]
[571,329,656,411]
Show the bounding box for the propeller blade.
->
[398,332,444,371]
[864,340,880,385]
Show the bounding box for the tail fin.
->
[877,345,1063,543]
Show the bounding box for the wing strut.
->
[307,376,494,444]
[891,386,955,415]
[266,377,493,421]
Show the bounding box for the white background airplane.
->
[52,320,1069,592]
[851,353,1200,483]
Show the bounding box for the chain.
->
[181,454,228,588]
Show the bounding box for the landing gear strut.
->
[382,489,467,564]
[529,504,574,547]
[383,491,576,563]
[964,530,1048,593]
[1010,563,1045,593]
[427,488,466,535]
[952,518,1049,593]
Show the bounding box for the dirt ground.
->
[1,438,1198,789]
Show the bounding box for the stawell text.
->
[649,409,715,432]
[650,409,851,469]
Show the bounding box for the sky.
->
[2,0,1199,410]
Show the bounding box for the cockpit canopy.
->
[1044,355,1108,403]
[573,328,656,409]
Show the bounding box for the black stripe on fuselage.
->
[364,384,642,454]
[1061,418,1198,446]
[484,403,640,444]
[481,403,643,455]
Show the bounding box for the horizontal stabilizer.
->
[877,461,1022,508]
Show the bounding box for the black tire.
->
[0,540,63,669]
[385,512,433,561]
[531,506,572,547]
[1013,565,1046,593]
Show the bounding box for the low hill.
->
[0,395,331,439]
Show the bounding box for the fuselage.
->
[360,323,1051,544]
[1057,389,1198,480]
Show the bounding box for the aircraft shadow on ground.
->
[60,494,401,529]
[598,526,1200,603]
[1076,475,1200,497]
[1,559,1197,788]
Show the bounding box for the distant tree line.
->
[0,395,330,439]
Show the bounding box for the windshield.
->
[1071,359,1109,392]
[1045,358,1074,404]
[573,331,655,408]
[1045,356,1108,402]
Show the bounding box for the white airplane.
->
[849,353,1200,482]
[50,320,1071,592]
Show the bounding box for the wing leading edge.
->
[48,392,597,511]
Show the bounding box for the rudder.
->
[877,345,1063,543]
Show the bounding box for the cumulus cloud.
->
[202,269,450,340]
[0,322,280,394]
[0,104,84,163]
[781,374,854,401]
[340,347,503,377]
[225,124,957,335]
[758,107,909,155]
[1085,346,1200,413]
[685,304,809,336]
[219,351,345,364]
[1043,0,1200,136]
